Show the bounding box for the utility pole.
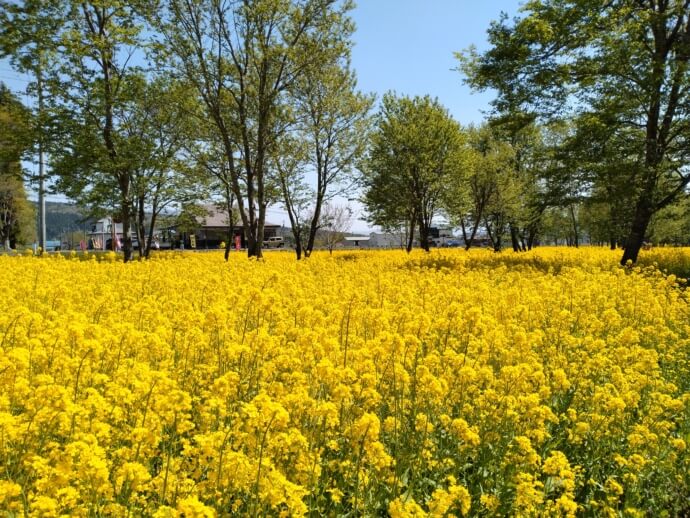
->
[36,65,46,254]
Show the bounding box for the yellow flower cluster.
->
[1,247,689,516]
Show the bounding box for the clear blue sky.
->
[349,0,523,125]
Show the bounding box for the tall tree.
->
[272,135,312,259]
[294,61,373,258]
[461,0,690,263]
[362,94,464,252]
[188,127,240,261]
[497,121,547,252]
[161,0,355,258]
[46,1,156,262]
[0,0,65,252]
[0,85,35,249]
[125,76,204,258]
[443,125,514,251]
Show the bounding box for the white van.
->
[263,236,285,248]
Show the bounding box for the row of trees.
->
[361,87,689,256]
[1,0,370,261]
[363,0,690,263]
[459,0,690,264]
[361,99,548,254]
[1,0,688,263]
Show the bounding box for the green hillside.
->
[32,202,94,240]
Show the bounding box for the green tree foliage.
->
[0,85,35,249]
[362,94,464,252]
[272,134,312,259]
[461,0,690,263]
[648,196,690,245]
[125,77,205,258]
[444,125,516,251]
[293,60,373,258]
[185,120,240,261]
[187,122,240,261]
[0,1,63,81]
[53,73,203,258]
[497,122,550,252]
[38,1,158,262]
[22,1,204,261]
[273,59,371,260]
[540,205,580,246]
[161,0,356,258]
[443,123,544,252]
[0,0,65,250]
[554,115,639,249]
[0,174,35,250]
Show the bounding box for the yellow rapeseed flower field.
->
[1,247,689,517]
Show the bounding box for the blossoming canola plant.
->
[1,248,689,517]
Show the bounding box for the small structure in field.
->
[343,235,371,248]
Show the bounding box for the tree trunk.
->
[222,187,235,262]
[292,230,304,260]
[278,175,304,260]
[568,205,579,248]
[247,232,258,258]
[224,215,235,261]
[510,224,520,252]
[619,20,668,264]
[464,218,480,251]
[406,217,416,253]
[620,198,653,265]
[224,228,232,261]
[291,219,304,260]
[305,172,325,256]
[118,173,133,263]
[485,217,501,252]
[460,218,468,245]
[485,218,495,249]
[145,209,158,259]
[136,195,146,258]
[305,212,319,257]
[121,210,133,261]
[418,217,430,252]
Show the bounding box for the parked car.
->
[263,236,285,248]
[435,238,462,248]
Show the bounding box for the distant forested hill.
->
[32,202,95,240]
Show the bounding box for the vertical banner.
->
[234,234,241,251]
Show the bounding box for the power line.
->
[0,68,31,82]
[0,75,31,85]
